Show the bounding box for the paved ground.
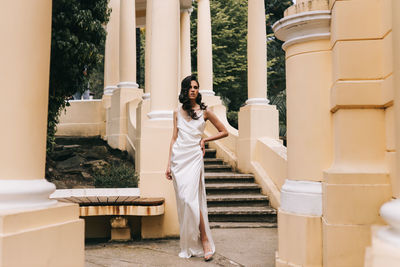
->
[85,228,277,267]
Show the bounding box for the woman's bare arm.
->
[200,108,228,155]
[165,109,178,180]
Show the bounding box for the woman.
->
[165,75,228,261]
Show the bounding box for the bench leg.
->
[110,216,131,241]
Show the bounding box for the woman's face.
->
[188,80,199,101]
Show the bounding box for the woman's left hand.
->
[200,138,206,157]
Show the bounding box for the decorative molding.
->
[104,85,118,95]
[272,10,331,51]
[67,99,102,103]
[0,179,57,210]
[199,90,215,96]
[245,97,270,106]
[280,179,322,216]
[142,93,151,100]
[117,81,139,89]
[147,110,173,120]
[377,199,400,247]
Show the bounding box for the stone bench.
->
[50,188,165,240]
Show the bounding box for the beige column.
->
[143,0,152,100]
[103,0,120,141]
[118,0,138,89]
[180,8,192,81]
[197,0,214,96]
[272,1,333,266]
[246,0,268,104]
[237,0,279,173]
[147,0,179,120]
[323,0,392,266]
[108,0,143,150]
[137,0,181,238]
[365,1,400,266]
[103,0,120,95]
[0,0,84,266]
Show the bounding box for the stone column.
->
[324,0,392,266]
[237,0,279,173]
[118,0,138,89]
[143,0,153,100]
[103,0,120,95]
[272,1,332,266]
[147,0,179,120]
[138,0,180,238]
[180,8,192,81]
[103,0,120,141]
[109,0,143,150]
[246,0,268,105]
[0,0,84,265]
[365,1,400,266]
[197,0,214,96]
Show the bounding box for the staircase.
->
[204,145,277,228]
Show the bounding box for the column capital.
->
[272,10,331,51]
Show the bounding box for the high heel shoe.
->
[204,251,214,261]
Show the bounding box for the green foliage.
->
[47,0,110,152]
[269,90,287,138]
[94,162,139,188]
[191,0,248,112]
[227,111,238,129]
[190,0,291,136]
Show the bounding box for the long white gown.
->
[170,107,216,258]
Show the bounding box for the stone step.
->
[203,158,224,165]
[205,183,261,194]
[205,172,255,183]
[204,149,216,158]
[208,206,277,223]
[204,164,232,172]
[209,222,277,229]
[206,194,269,207]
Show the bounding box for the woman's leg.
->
[199,211,213,258]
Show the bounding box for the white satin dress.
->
[170,107,216,258]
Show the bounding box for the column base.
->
[117,81,139,88]
[0,179,56,210]
[199,89,215,96]
[147,110,173,120]
[0,202,84,267]
[245,97,270,105]
[277,209,322,266]
[365,226,400,267]
[104,85,118,95]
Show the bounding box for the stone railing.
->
[56,99,105,137]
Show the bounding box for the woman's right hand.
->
[165,166,172,180]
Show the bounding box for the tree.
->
[48,0,109,151]
[191,0,248,112]
[265,0,292,97]
[190,0,292,132]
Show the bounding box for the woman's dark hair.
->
[179,75,207,120]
